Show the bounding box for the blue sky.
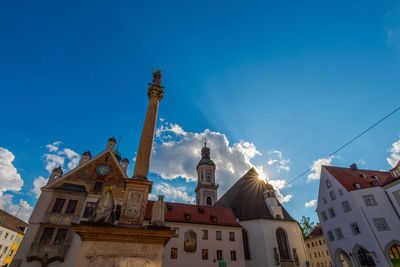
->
[1,0,400,222]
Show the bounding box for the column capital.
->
[148,84,164,101]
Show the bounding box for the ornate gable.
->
[46,150,127,197]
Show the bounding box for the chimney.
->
[106,137,116,151]
[79,151,92,165]
[350,163,358,170]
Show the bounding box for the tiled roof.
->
[306,224,323,239]
[0,209,29,235]
[144,201,241,227]
[323,165,396,191]
[214,168,296,222]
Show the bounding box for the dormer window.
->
[360,174,367,179]
[371,181,379,187]
[354,183,362,189]
[210,215,217,223]
[372,175,378,180]
[184,213,191,220]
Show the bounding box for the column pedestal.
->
[73,224,173,267]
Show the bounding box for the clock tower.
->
[195,141,218,206]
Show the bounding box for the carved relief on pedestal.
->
[124,190,143,219]
[85,247,158,267]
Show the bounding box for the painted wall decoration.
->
[184,230,197,252]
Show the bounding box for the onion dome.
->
[197,141,215,169]
[122,158,129,163]
[113,148,121,162]
[108,137,117,142]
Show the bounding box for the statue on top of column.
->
[152,68,162,86]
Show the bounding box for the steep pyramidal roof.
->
[214,168,296,221]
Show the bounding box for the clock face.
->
[96,164,111,176]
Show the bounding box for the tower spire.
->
[132,69,164,179]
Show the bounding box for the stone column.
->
[133,75,163,180]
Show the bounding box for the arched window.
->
[276,228,290,260]
[330,191,336,200]
[326,180,332,188]
[389,244,400,264]
[206,197,212,206]
[357,247,375,266]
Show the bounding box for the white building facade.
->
[317,164,400,267]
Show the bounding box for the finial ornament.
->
[152,68,162,86]
[204,137,207,147]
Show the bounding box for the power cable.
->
[282,105,400,188]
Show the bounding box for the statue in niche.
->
[152,68,162,85]
[151,195,166,226]
[91,189,114,225]
[124,190,143,219]
[273,247,280,265]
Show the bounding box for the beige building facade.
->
[304,224,332,267]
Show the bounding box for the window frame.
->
[202,229,208,240]
[231,250,237,261]
[52,198,66,213]
[65,199,78,214]
[362,194,377,207]
[170,248,178,259]
[202,249,208,260]
[229,231,235,241]
[328,208,336,218]
[216,231,222,241]
[373,217,390,231]
[341,200,351,213]
[350,222,361,235]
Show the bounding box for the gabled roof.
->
[323,165,395,191]
[305,224,323,239]
[214,168,296,222]
[45,149,127,190]
[144,201,240,227]
[0,209,29,234]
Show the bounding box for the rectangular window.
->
[319,240,322,245]
[54,229,68,245]
[93,182,103,192]
[115,205,121,221]
[3,246,8,253]
[231,250,237,261]
[5,232,9,239]
[321,211,328,221]
[10,234,14,240]
[170,248,177,259]
[52,198,66,213]
[202,249,208,260]
[327,231,334,241]
[334,228,344,240]
[202,230,208,240]
[363,195,377,206]
[373,218,390,231]
[14,236,20,244]
[216,231,222,240]
[172,228,179,238]
[341,201,351,213]
[229,232,235,241]
[392,190,400,206]
[8,249,14,257]
[65,200,78,214]
[39,228,54,244]
[307,243,310,248]
[328,208,336,218]
[350,223,361,235]
[82,202,96,218]
[217,250,223,260]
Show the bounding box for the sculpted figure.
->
[124,191,143,219]
[91,189,114,224]
[151,195,166,226]
[152,69,162,85]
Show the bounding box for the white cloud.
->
[308,156,333,181]
[387,137,400,168]
[59,148,80,170]
[0,193,33,222]
[45,141,62,152]
[32,176,48,198]
[305,199,317,207]
[0,147,33,222]
[43,154,65,173]
[0,147,24,193]
[152,182,195,204]
[150,120,292,203]
[268,179,293,203]
[267,150,290,172]
[43,142,80,172]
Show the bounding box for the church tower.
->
[195,141,218,206]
